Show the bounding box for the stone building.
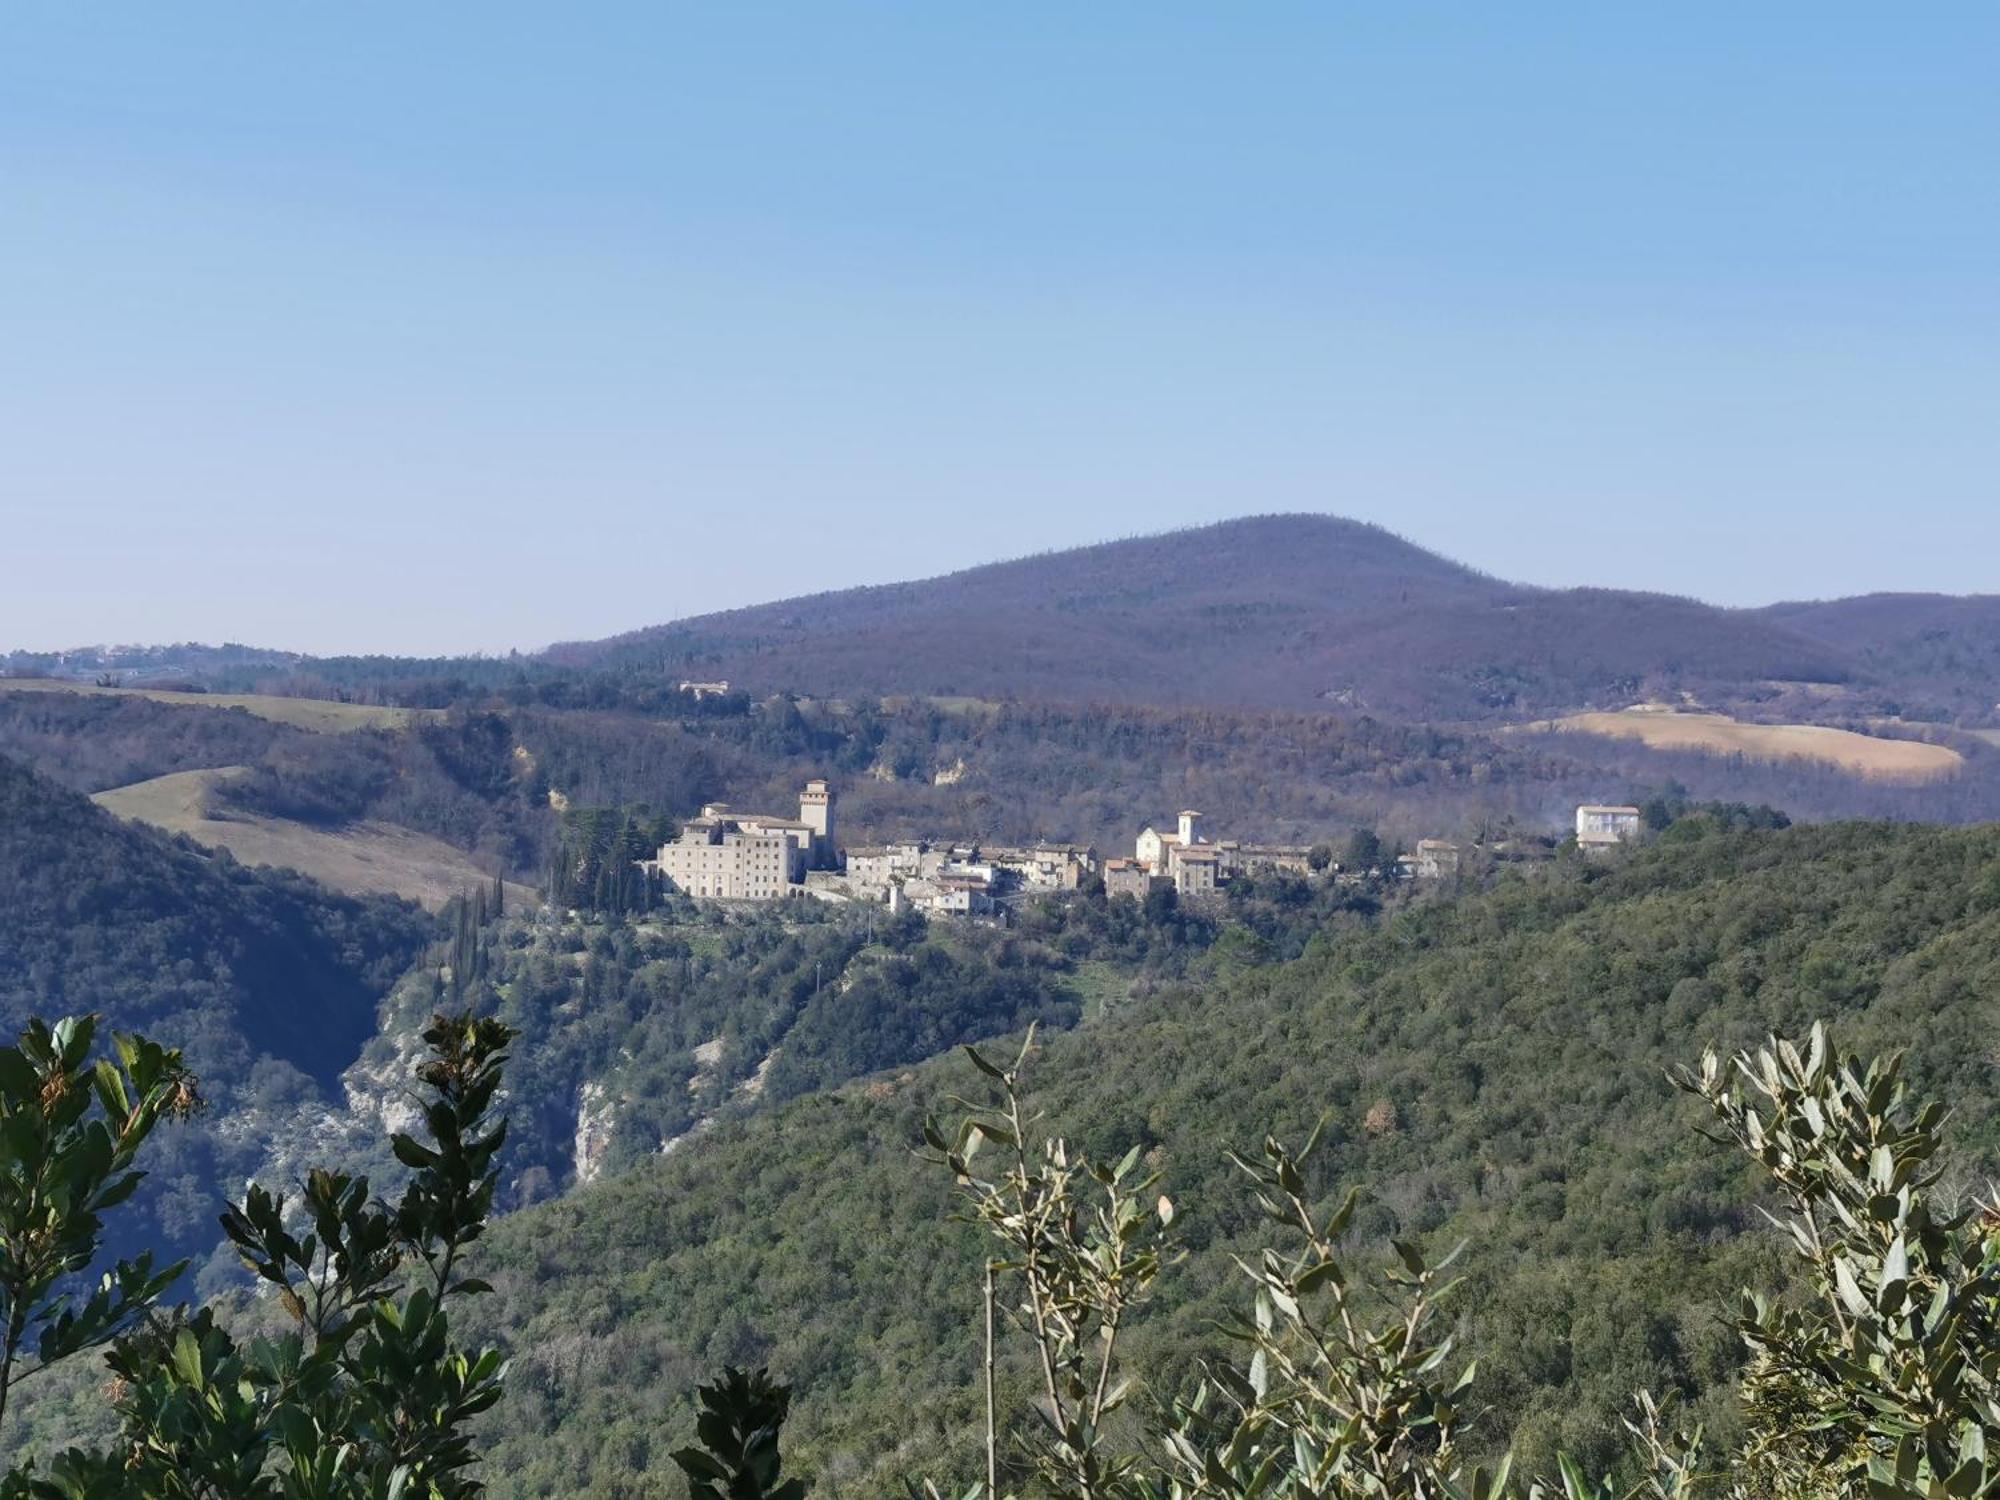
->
[1103,858,1154,900]
[1136,811,1202,875]
[987,844,1096,892]
[649,780,839,900]
[1414,839,1461,878]
[1167,842,1221,897]
[1217,842,1314,879]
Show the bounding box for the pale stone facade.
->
[1103,858,1153,900]
[1414,839,1461,878]
[1168,842,1220,896]
[1217,842,1314,879]
[649,781,840,901]
[986,845,1095,891]
[1137,810,1201,875]
[652,823,794,900]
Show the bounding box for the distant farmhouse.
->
[646,779,837,900]
[1576,804,1642,852]
[1409,838,1461,879]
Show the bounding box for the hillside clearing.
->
[0,679,434,733]
[93,767,535,910]
[1527,708,1963,781]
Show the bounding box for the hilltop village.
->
[637,779,1646,920]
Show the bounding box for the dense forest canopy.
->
[457,817,2000,1496]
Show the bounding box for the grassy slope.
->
[1529,709,1964,781]
[93,766,537,911]
[468,820,2000,1497]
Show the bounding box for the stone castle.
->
[646,778,837,900]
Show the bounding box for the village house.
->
[1576,804,1642,852]
[1124,811,1322,900]
[1414,839,1461,878]
[1166,842,1221,896]
[903,867,999,918]
[845,842,927,891]
[985,844,1097,892]
[1216,841,1314,879]
[1103,858,1154,900]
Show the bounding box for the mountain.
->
[543,515,1871,719]
[465,818,2000,1496]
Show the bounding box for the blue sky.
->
[4,4,1996,654]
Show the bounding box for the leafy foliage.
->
[0,1017,199,1444]
[915,1020,2000,1499]
[673,1367,810,1500]
[924,1030,1173,1498]
[13,1013,516,1499]
[544,806,669,917]
[1675,1026,2000,1497]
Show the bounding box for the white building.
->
[907,871,998,917]
[1136,810,1202,875]
[1576,805,1642,851]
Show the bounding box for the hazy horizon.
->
[7,5,1997,656]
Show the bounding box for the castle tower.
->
[1178,809,1201,846]
[800,778,835,867]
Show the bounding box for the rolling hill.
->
[542,515,1876,719]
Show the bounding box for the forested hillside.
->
[0,754,432,1262]
[1758,592,2000,718]
[0,687,291,793]
[543,515,1868,719]
[462,818,2000,1496]
[356,903,1088,1206]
